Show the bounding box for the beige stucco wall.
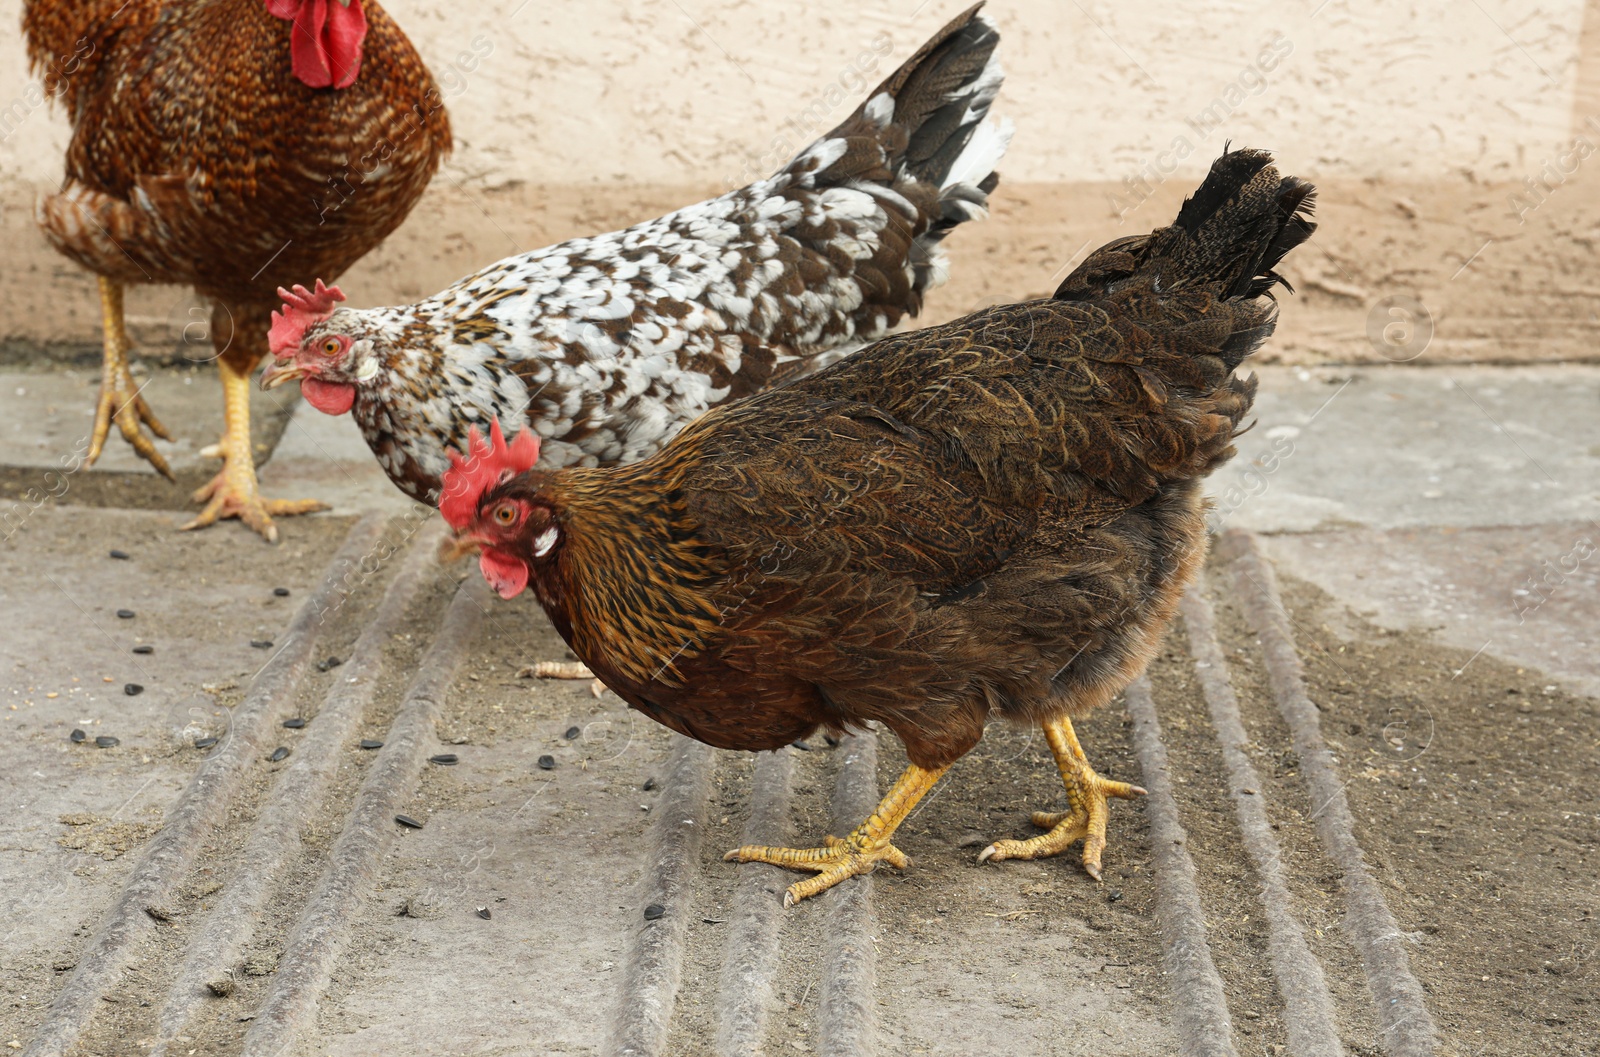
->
[2,0,1599,363]
[2,1,1590,188]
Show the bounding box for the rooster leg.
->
[182,355,328,542]
[86,277,175,478]
[979,714,1145,880]
[726,762,949,906]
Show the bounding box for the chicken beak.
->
[437,531,482,565]
[259,360,306,391]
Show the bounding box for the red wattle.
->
[480,551,530,599]
[300,377,357,415]
[271,0,368,89]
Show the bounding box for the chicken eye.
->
[320,337,342,356]
[493,504,517,525]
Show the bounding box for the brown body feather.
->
[479,150,1315,771]
[24,0,450,374]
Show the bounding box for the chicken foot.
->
[979,714,1145,879]
[182,356,327,541]
[726,762,949,906]
[86,277,175,478]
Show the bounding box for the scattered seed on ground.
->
[69,729,86,743]
[564,726,581,740]
[476,907,491,920]
[317,656,343,672]
[643,904,665,921]
[824,734,841,747]
[395,814,423,829]
[194,737,219,749]
[116,609,134,619]
[642,778,657,791]
[132,645,153,655]
[537,754,555,770]
[124,684,143,697]
[359,739,383,750]
[273,587,290,597]
[109,550,129,560]
[429,753,458,766]
[282,718,306,729]
[95,736,119,748]
[790,740,812,751]
[268,746,289,762]
[250,640,273,649]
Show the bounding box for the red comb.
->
[439,420,542,528]
[268,279,345,359]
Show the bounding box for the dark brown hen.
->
[443,148,1315,905]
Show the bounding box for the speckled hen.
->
[25,0,450,540]
[262,4,1011,506]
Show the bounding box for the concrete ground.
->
[1,363,1597,1057]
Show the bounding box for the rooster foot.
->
[87,277,174,478]
[979,714,1144,880]
[726,762,949,906]
[184,466,328,543]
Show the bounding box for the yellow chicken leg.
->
[726,762,949,906]
[979,714,1145,879]
[86,277,175,478]
[182,356,328,542]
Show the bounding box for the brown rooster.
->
[24,0,450,540]
[441,149,1315,906]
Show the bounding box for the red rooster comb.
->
[268,279,345,359]
[439,420,542,529]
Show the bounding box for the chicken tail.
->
[777,4,1011,305]
[1056,147,1317,371]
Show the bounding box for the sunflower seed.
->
[132,645,154,655]
[273,587,290,597]
[317,656,343,672]
[359,739,383,750]
[642,778,657,791]
[475,907,491,920]
[109,549,130,560]
[268,746,290,762]
[194,737,219,749]
[95,736,119,748]
[643,904,666,921]
[282,718,306,729]
[395,814,423,829]
[537,755,555,770]
[123,684,143,697]
[429,753,459,766]
[824,734,841,747]
[790,740,812,751]
[564,726,581,740]
[70,728,86,743]
[116,609,135,619]
[250,640,273,649]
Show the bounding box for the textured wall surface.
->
[1,0,1589,187]
[2,0,1599,361]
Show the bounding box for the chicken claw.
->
[726,762,948,906]
[181,357,327,541]
[87,277,174,478]
[979,714,1145,879]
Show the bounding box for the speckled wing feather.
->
[318,5,1011,502]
